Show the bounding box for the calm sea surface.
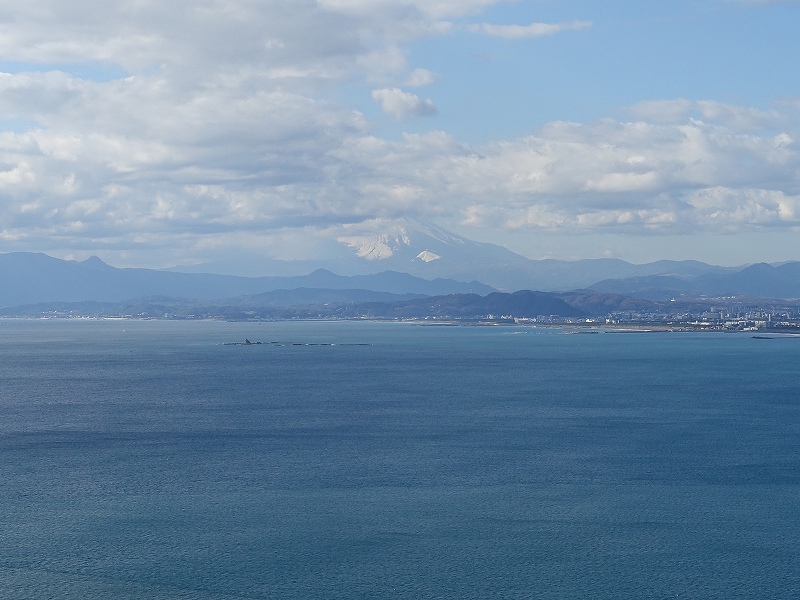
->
[1,319,799,599]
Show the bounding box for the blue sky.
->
[0,0,798,269]
[366,0,800,140]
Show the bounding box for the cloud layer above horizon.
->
[0,0,798,265]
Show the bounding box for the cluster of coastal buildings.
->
[518,306,800,332]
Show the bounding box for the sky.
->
[0,0,799,270]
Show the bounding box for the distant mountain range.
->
[0,289,586,320]
[171,218,741,291]
[325,218,799,300]
[0,252,493,308]
[3,221,800,314]
[351,290,585,319]
[590,262,800,300]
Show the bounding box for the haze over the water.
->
[0,0,798,270]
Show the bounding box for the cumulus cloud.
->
[467,20,592,39]
[325,113,800,235]
[371,87,437,119]
[0,0,797,266]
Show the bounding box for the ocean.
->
[1,319,799,599]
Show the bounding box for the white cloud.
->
[0,0,797,266]
[371,87,437,119]
[316,0,501,19]
[326,112,800,235]
[628,99,785,131]
[405,68,437,87]
[468,20,591,39]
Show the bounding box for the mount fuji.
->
[334,219,531,280]
[167,218,735,292]
[324,218,731,291]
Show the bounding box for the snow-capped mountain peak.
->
[335,218,476,263]
[331,217,532,284]
[416,250,441,263]
[337,232,411,260]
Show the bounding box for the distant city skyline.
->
[0,0,799,270]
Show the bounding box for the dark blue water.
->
[1,320,799,599]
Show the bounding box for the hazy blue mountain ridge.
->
[354,290,585,319]
[220,288,425,307]
[3,246,799,311]
[0,253,495,308]
[590,262,800,300]
[159,220,741,292]
[323,220,737,290]
[0,289,586,319]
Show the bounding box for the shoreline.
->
[2,315,800,336]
